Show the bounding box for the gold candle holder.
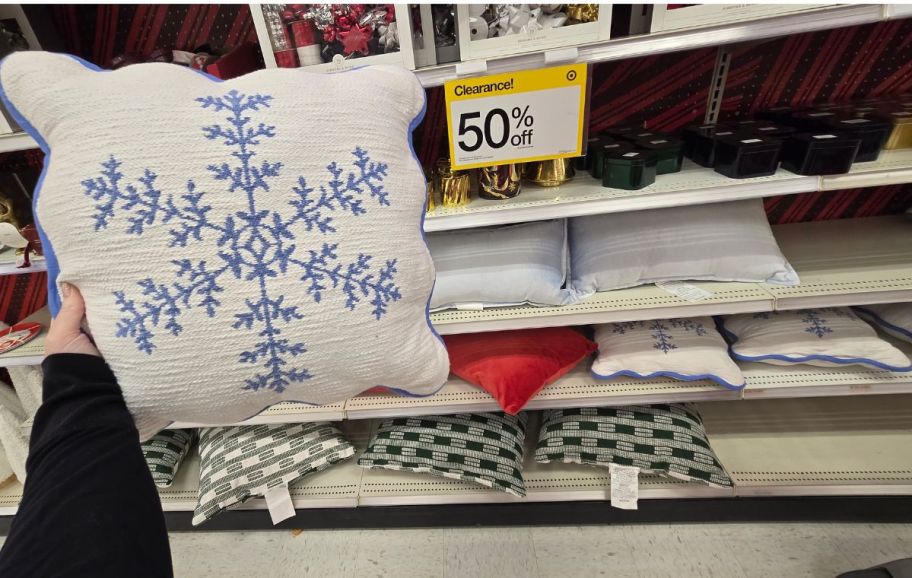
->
[478,164,522,200]
[436,159,471,208]
[566,4,599,23]
[426,178,436,212]
[526,158,576,187]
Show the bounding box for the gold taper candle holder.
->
[526,158,576,187]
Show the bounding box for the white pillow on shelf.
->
[428,219,576,311]
[591,317,745,390]
[720,308,912,371]
[854,303,912,344]
[569,199,799,296]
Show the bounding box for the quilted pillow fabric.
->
[720,308,912,371]
[535,405,732,488]
[358,412,528,497]
[141,429,196,488]
[591,317,745,390]
[569,199,798,295]
[193,422,354,525]
[0,52,448,437]
[854,303,912,344]
[444,328,597,414]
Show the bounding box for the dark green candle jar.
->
[634,136,684,174]
[589,140,632,179]
[602,149,658,190]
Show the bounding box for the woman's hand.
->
[45,282,101,357]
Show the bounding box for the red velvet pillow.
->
[444,328,597,414]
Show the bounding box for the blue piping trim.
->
[717,319,912,372]
[591,369,746,391]
[854,306,912,341]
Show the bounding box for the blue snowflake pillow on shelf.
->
[0,52,448,438]
[719,308,912,371]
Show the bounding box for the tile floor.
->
[150,522,912,577]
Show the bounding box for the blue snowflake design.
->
[752,308,853,339]
[81,90,399,393]
[608,318,706,354]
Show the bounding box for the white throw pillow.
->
[0,52,449,438]
[591,317,745,389]
[569,199,799,295]
[854,303,912,343]
[720,308,912,371]
[428,220,575,311]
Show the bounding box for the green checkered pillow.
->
[358,412,528,497]
[141,429,195,488]
[535,405,732,488]
[193,422,355,526]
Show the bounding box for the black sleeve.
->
[0,354,173,578]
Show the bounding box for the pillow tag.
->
[264,485,296,525]
[655,281,714,302]
[609,463,639,510]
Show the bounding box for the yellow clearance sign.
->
[444,63,588,170]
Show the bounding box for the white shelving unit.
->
[425,151,912,233]
[4,395,908,516]
[414,5,886,88]
[0,132,37,154]
[0,247,45,276]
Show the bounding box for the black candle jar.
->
[682,124,738,167]
[634,136,684,174]
[602,149,658,190]
[780,132,861,175]
[820,116,891,162]
[756,106,797,125]
[603,126,639,140]
[622,130,663,143]
[788,110,840,131]
[712,135,782,179]
[590,141,633,179]
[575,135,602,171]
[744,122,797,140]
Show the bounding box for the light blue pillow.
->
[854,304,912,344]
[428,220,576,311]
[569,200,799,295]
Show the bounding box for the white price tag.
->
[655,281,714,302]
[609,464,639,510]
[264,485,296,525]
[445,64,587,170]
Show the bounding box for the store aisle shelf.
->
[4,217,911,371]
[0,132,38,154]
[819,150,912,191]
[0,248,45,276]
[768,216,912,309]
[415,5,884,88]
[704,395,912,496]
[424,162,816,233]
[431,215,912,334]
[4,396,909,516]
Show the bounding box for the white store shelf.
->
[430,215,912,335]
[3,395,908,517]
[0,247,45,276]
[704,395,912,497]
[424,161,817,233]
[768,215,912,310]
[820,150,912,191]
[414,5,884,88]
[432,281,774,335]
[0,132,38,154]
